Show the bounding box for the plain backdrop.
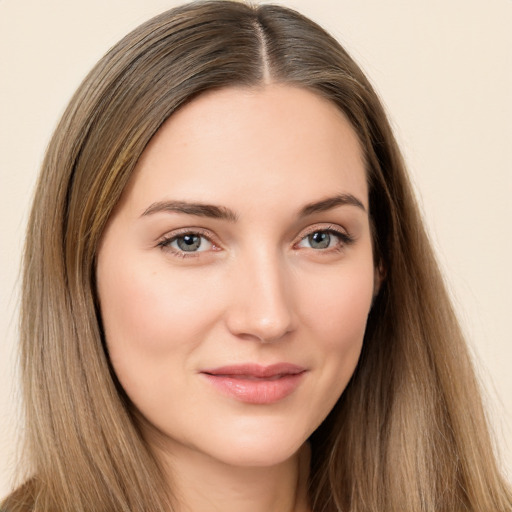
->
[1,0,511,497]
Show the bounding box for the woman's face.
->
[96,85,378,468]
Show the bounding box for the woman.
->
[2,1,511,511]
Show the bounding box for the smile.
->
[200,363,307,404]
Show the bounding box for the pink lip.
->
[200,363,307,404]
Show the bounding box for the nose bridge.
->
[226,245,295,343]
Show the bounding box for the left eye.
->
[161,233,213,253]
[297,230,343,250]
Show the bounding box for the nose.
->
[224,250,296,343]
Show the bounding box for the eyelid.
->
[293,223,355,249]
[157,227,221,257]
[156,223,354,259]
[295,223,350,240]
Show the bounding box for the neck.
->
[151,435,311,512]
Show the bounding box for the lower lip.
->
[202,373,305,404]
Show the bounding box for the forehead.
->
[122,84,368,215]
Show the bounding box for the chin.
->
[194,417,313,468]
[215,441,303,468]
[151,418,311,470]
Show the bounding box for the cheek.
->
[301,262,375,348]
[295,259,375,409]
[98,261,216,356]
[96,256,219,406]
[96,264,206,415]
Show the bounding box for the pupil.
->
[309,231,330,249]
[177,235,201,251]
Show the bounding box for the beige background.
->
[1,0,511,496]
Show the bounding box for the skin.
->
[96,84,379,512]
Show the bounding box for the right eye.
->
[158,231,216,258]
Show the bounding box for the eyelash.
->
[296,226,355,252]
[157,225,355,259]
[157,228,218,258]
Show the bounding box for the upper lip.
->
[201,363,306,378]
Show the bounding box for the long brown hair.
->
[3,1,511,511]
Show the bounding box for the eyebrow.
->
[141,193,366,221]
[141,200,239,222]
[299,193,366,216]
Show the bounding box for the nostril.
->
[225,305,295,343]
[224,259,296,342]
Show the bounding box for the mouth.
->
[200,363,307,404]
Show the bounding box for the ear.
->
[373,261,386,298]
